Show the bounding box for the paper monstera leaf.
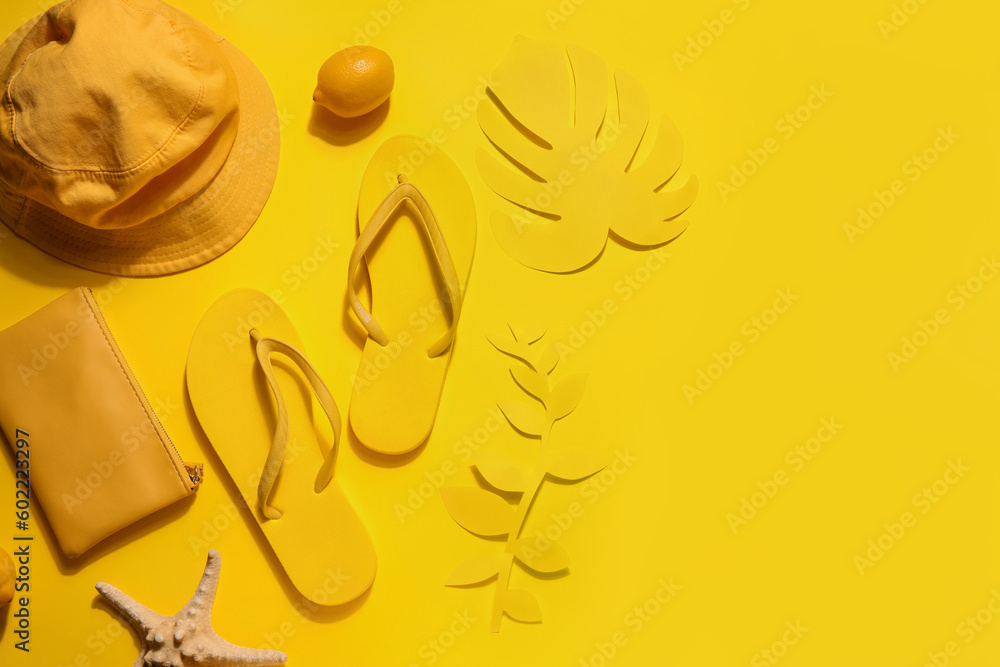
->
[477,36,698,273]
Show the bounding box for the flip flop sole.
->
[350,136,477,455]
[187,288,376,605]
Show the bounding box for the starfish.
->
[96,550,287,667]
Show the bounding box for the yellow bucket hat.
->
[0,0,280,276]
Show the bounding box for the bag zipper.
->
[83,288,202,491]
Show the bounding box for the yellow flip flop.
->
[187,288,376,605]
[347,136,477,455]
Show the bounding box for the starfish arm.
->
[199,634,288,666]
[98,550,286,667]
[179,548,222,622]
[95,582,166,633]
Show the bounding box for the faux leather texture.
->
[0,288,198,558]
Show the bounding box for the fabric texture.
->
[0,0,280,276]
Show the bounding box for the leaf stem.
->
[491,553,513,632]
[491,421,552,631]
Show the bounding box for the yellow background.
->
[1,0,999,665]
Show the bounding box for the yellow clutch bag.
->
[0,288,201,558]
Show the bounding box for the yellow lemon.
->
[313,46,394,118]
[0,547,14,607]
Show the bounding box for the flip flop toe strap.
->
[348,175,464,358]
[250,329,341,520]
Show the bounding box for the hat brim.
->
[0,19,280,277]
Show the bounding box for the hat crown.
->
[0,0,239,230]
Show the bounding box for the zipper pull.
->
[185,463,204,488]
